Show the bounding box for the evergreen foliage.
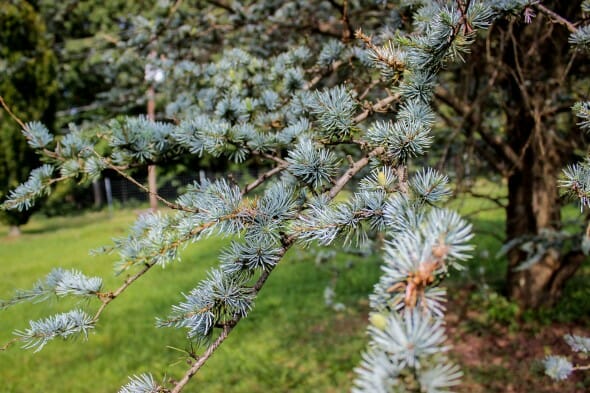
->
[0,268,102,310]
[1,1,589,392]
[0,0,58,228]
[119,373,161,393]
[14,309,95,353]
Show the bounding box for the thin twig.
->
[107,162,182,210]
[358,79,380,101]
[353,95,399,124]
[241,164,288,196]
[90,150,191,212]
[0,96,27,130]
[171,145,382,392]
[328,146,385,198]
[327,0,353,42]
[0,337,19,352]
[93,263,154,322]
[536,4,578,34]
[461,204,505,219]
[341,0,352,42]
[260,152,289,166]
[460,190,507,209]
[171,324,234,393]
[304,60,344,90]
[1,95,64,161]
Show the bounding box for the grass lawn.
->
[1,190,588,392]
[0,209,380,392]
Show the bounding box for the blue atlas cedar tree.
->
[1,1,589,392]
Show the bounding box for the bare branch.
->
[0,337,19,352]
[106,160,186,210]
[258,152,289,166]
[434,85,522,171]
[462,189,508,209]
[0,96,27,130]
[93,263,155,322]
[171,324,235,393]
[0,96,62,161]
[327,0,354,42]
[241,164,288,196]
[304,60,344,91]
[353,95,399,124]
[328,146,385,198]
[536,4,578,34]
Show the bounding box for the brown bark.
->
[436,2,588,308]
[504,101,562,307]
[504,137,586,308]
[499,4,586,308]
[147,83,158,212]
[8,225,21,237]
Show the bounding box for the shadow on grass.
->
[18,211,115,236]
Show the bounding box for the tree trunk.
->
[147,83,158,212]
[498,3,587,308]
[92,179,103,208]
[8,225,21,237]
[438,2,588,308]
[504,90,583,308]
[148,164,158,212]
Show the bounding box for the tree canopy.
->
[0,0,58,231]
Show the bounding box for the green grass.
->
[2,184,589,392]
[0,209,381,392]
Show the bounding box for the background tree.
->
[432,1,590,307]
[0,0,58,235]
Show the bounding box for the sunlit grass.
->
[1,181,587,391]
[0,209,380,392]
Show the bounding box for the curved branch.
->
[0,337,19,352]
[0,96,27,130]
[536,4,578,34]
[329,146,385,198]
[170,144,382,392]
[241,164,288,196]
[304,60,344,91]
[353,94,399,124]
[434,85,521,171]
[171,323,234,393]
[97,154,192,212]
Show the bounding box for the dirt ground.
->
[446,288,589,392]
